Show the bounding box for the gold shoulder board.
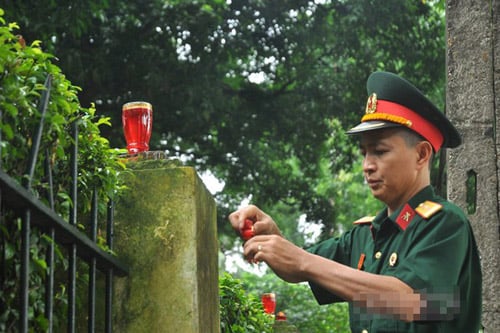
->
[353,216,375,225]
[415,200,443,219]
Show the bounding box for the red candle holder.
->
[122,101,153,154]
[261,293,276,315]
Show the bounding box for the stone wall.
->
[446,1,500,331]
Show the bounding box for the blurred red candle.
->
[122,101,153,154]
[241,218,255,241]
[261,293,276,315]
[276,311,287,321]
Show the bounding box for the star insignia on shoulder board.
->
[353,216,375,225]
[415,201,443,219]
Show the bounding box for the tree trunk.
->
[446,0,499,332]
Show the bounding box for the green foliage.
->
[0,9,125,331]
[219,272,274,333]
[0,10,125,207]
[1,1,447,238]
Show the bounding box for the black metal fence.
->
[0,75,128,332]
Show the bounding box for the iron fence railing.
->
[0,75,128,332]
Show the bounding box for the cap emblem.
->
[365,93,377,114]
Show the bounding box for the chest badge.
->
[389,252,398,267]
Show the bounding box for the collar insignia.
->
[395,204,415,231]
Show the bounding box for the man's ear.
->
[416,141,433,167]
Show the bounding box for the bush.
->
[0,8,125,331]
[219,272,274,333]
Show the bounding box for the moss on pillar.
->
[113,163,219,333]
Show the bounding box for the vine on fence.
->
[0,8,126,331]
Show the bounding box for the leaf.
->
[32,258,48,271]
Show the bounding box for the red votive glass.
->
[122,101,153,154]
[261,293,276,315]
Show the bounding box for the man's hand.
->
[243,234,310,283]
[230,205,308,280]
[228,204,283,238]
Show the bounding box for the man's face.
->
[359,128,421,210]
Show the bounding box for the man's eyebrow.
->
[359,141,378,149]
[360,139,393,151]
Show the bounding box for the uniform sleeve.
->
[306,227,358,304]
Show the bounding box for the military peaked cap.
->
[346,71,461,152]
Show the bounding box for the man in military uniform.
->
[228,71,482,332]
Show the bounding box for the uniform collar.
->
[372,186,436,232]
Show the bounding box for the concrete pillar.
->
[446,1,500,332]
[112,160,219,332]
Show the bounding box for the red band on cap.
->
[362,100,444,151]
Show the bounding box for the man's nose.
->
[363,156,375,173]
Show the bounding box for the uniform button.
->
[374,251,382,259]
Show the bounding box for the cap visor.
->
[346,121,401,135]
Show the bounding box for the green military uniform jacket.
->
[307,186,482,333]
